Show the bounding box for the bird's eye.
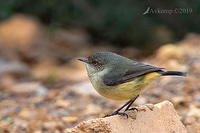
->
[93,61,98,66]
[91,60,103,71]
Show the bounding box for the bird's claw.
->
[118,112,128,118]
[104,111,118,117]
[104,111,128,118]
[126,107,138,112]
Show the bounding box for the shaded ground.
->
[0,15,199,133]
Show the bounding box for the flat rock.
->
[65,101,186,133]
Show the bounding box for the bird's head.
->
[78,52,120,75]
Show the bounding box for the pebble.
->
[61,116,78,123]
[156,44,185,61]
[171,96,187,107]
[0,59,29,75]
[18,108,34,119]
[10,82,47,95]
[55,100,70,108]
[188,106,200,119]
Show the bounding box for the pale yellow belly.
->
[91,72,161,100]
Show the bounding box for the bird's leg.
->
[124,95,139,112]
[104,98,133,118]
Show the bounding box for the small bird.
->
[78,52,186,117]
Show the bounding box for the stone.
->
[187,105,200,119]
[62,116,78,123]
[0,59,29,76]
[18,108,35,119]
[65,101,186,133]
[0,14,43,46]
[10,82,47,95]
[156,44,185,61]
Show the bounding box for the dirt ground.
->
[0,15,200,133]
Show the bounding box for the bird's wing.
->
[103,62,163,86]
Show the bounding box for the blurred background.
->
[0,1,200,133]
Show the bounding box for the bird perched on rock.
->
[78,52,186,117]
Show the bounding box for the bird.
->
[78,52,186,117]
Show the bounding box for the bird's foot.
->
[126,107,138,112]
[117,112,128,118]
[104,111,128,118]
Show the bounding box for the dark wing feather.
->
[103,62,163,86]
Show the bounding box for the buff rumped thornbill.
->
[78,52,186,117]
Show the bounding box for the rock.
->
[156,44,185,61]
[62,116,78,123]
[65,101,186,133]
[0,14,50,61]
[55,100,70,108]
[10,82,47,95]
[18,108,35,119]
[184,116,200,133]
[187,105,200,119]
[43,121,64,130]
[172,96,188,108]
[166,59,187,71]
[0,14,43,47]
[65,119,111,133]
[0,59,29,76]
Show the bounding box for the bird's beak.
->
[78,58,89,63]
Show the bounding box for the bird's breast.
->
[87,66,161,100]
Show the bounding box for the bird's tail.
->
[158,70,187,77]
